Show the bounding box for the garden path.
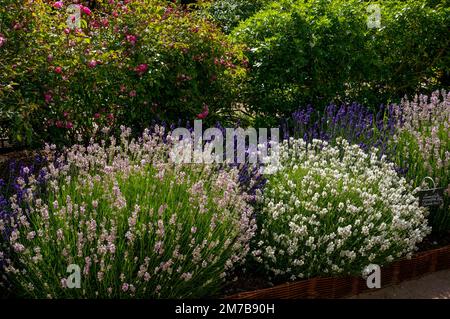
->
[350,269,450,299]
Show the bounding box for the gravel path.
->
[350,269,450,299]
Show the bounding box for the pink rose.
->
[94,113,101,119]
[0,36,6,48]
[90,20,100,29]
[44,92,53,104]
[52,1,63,9]
[80,5,92,16]
[129,90,137,97]
[134,63,148,75]
[126,34,137,46]
[197,104,209,119]
[64,28,70,34]
[101,18,109,28]
[54,66,63,74]
[66,122,73,129]
[88,60,97,68]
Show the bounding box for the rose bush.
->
[0,0,247,147]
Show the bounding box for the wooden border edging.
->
[225,244,450,299]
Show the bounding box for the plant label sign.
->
[418,188,445,208]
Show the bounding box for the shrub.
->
[0,127,257,298]
[0,0,247,147]
[231,0,450,125]
[391,90,450,234]
[252,138,430,281]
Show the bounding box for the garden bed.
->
[224,244,450,299]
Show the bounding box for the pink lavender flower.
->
[0,36,5,48]
[154,241,163,255]
[56,228,64,239]
[83,257,91,275]
[180,272,193,281]
[26,231,36,240]
[13,243,25,253]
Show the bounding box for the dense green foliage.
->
[231,0,450,125]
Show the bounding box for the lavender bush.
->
[0,126,257,298]
[252,138,430,281]
[288,102,395,157]
[288,90,449,233]
[391,90,450,233]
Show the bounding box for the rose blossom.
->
[87,60,97,68]
[197,104,209,119]
[44,92,53,104]
[80,5,92,16]
[52,1,63,9]
[126,34,137,46]
[134,63,148,75]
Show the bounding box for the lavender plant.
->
[391,90,450,233]
[252,138,430,281]
[0,127,256,298]
[288,90,450,233]
[289,102,394,157]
